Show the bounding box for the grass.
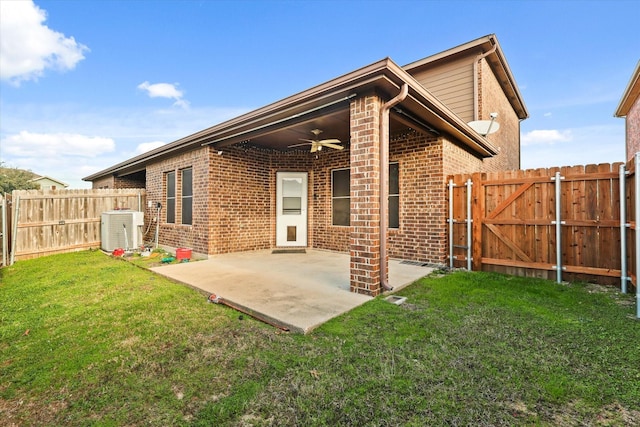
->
[1,251,639,426]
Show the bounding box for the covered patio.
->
[150,249,433,333]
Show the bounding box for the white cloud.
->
[135,141,167,155]
[0,103,249,188]
[521,129,573,146]
[1,131,115,158]
[521,124,624,169]
[543,112,552,117]
[0,0,88,84]
[137,81,190,109]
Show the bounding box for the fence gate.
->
[449,164,626,287]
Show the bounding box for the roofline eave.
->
[84,57,500,181]
[614,60,640,117]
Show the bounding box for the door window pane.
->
[282,177,303,215]
[283,197,302,215]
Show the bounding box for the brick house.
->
[615,60,640,161]
[84,34,528,297]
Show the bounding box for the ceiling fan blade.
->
[319,139,341,144]
[288,143,311,148]
[321,142,344,150]
[310,144,319,153]
[298,138,316,143]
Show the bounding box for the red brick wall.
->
[310,149,351,252]
[208,145,271,254]
[443,138,485,177]
[146,148,210,255]
[626,96,640,161]
[114,173,145,189]
[478,58,522,172]
[206,145,314,254]
[349,94,382,295]
[387,132,447,264]
[91,176,114,189]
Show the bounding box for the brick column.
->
[349,94,383,296]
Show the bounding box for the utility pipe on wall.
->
[472,44,498,120]
[379,83,408,291]
[155,203,161,249]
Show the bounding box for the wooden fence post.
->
[471,172,484,271]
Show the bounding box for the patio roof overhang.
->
[83,58,499,181]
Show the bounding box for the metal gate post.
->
[551,172,564,283]
[620,164,629,294]
[10,195,20,266]
[1,195,6,267]
[448,179,455,269]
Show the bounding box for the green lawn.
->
[1,250,639,426]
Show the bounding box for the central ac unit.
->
[101,210,144,251]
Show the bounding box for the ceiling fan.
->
[288,129,344,152]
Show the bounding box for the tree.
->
[0,163,40,194]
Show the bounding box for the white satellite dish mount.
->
[468,112,500,136]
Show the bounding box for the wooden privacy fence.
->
[1,189,146,265]
[448,161,635,290]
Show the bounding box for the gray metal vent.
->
[400,260,431,267]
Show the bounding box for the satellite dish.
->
[468,119,500,136]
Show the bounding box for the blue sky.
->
[0,0,637,188]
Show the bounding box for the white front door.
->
[276,172,308,247]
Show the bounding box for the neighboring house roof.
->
[83,35,521,182]
[615,60,640,117]
[30,175,69,188]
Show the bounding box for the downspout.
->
[473,44,498,120]
[380,83,409,291]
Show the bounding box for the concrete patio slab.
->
[150,249,433,333]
